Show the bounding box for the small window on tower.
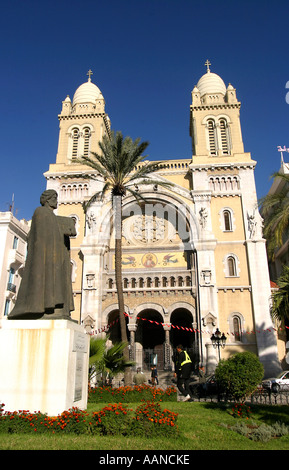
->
[219,119,230,155]
[233,315,242,341]
[227,256,237,277]
[223,210,232,231]
[207,119,217,155]
[83,127,91,157]
[71,128,79,160]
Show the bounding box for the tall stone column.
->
[192,190,219,370]
[163,323,172,370]
[80,243,107,332]
[128,323,137,363]
[205,342,218,375]
[246,238,281,377]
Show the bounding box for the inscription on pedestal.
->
[73,331,87,352]
[73,331,88,402]
[74,352,84,402]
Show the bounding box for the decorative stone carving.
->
[247,205,263,240]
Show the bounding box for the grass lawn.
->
[0,401,289,450]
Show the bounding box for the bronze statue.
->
[8,190,76,320]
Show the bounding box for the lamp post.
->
[211,328,227,361]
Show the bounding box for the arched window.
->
[83,127,91,157]
[170,277,175,287]
[219,119,230,154]
[139,278,144,288]
[223,210,232,231]
[228,312,244,342]
[131,278,136,288]
[227,256,237,276]
[162,277,167,287]
[207,119,217,155]
[123,278,128,289]
[233,315,242,341]
[147,277,152,288]
[71,128,79,160]
[108,278,113,289]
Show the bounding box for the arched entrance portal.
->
[107,310,130,344]
[170,308,199,372]
[136,309,165,371]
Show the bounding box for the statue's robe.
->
[8,206,76,320]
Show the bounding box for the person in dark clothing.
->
[174,345,193,401]
[151,365,158,385]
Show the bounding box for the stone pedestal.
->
[0,319,89,416]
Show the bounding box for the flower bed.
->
[231,403,252,419]
[88,384,177,403]
[0,401,179,437]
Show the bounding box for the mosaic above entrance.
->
[117,251,187,269]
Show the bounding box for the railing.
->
[189,384,289,405]
[134,159,191,172]
[105,270,194,292]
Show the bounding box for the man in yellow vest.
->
[174,344,194,401]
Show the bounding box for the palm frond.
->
[259,171,289,259]
[82,180,111,212]
[271,265,289,322]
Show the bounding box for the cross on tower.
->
[205,60,211,72]
[87,69,93,82]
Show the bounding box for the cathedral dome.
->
[72,79,103,105]
[196,71,226,97]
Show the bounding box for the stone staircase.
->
[154,370,175,389]
[112,370,200,396]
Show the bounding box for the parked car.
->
[189,374,219,397]
[262,370,289,393]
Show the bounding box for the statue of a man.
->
[8,190,76,320]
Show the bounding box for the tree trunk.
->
[113,195,131,385]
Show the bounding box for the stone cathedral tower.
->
[44,66,282,377]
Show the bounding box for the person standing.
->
[174,345,193,401]
[151,365,158,385]
[133,368,146,386]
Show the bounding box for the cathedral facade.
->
[44,66,281,377]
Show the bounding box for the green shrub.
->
[229,420,289,442]
[215,352,264,402]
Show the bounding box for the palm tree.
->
[77,130,172,385]
[271,264,289,341]
[259,171,289,260]
[89,336,134,386]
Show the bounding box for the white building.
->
[0,212,30,325]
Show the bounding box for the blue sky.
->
[1,0,289,220]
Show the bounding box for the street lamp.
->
[211,328,227,361]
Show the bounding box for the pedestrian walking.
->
[174,345,193,401]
